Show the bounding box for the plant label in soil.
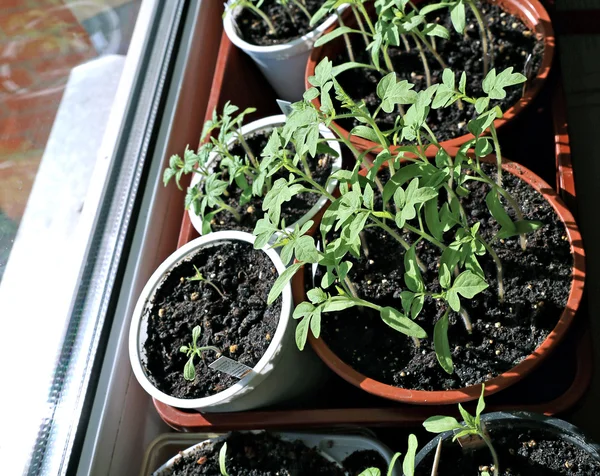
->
[209,356,253,379]
[276,99,294,117]
[457,433,486,450]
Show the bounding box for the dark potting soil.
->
[334,1,544,141]
[209,129,334,234]
[164,432,345,475]
[144,241,282,399]
[234,0,328,47]
[343,450,388,475]
[415,427,600,476]
[319,164,572,391]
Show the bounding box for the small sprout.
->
[158,308,166,318]
[180,326,220,381]
[219,442,229,476]
[187,265,227,299]
[424,385,499,476]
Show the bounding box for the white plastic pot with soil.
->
[223,2,346,101]
[148,431,396,475]
[129,230,325,412]
[187,114,342,239]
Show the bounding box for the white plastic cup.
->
[188,114,342,238]
[129,231,325,412]
[223,5,346,101]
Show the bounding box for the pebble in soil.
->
[318,164,572,391]
[415,427,600,476]
[143,241,282,399]
[163,431,346,475]
[200,129,334,234]
[333,1,545,141]
[233,0,330,47]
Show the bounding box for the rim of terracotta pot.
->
[304,0,555,158]
[295,157,585,405]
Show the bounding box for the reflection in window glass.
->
[0,1,142,473]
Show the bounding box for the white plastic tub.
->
[129,231,325,413]
[223,4,346,101]
[144,431,398,476]
[188,114,342,238]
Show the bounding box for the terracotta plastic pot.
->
[292,157,585,405]
[224,4,347,101]
[187,114,342,240]
[304,0,555,158]
[129,230,325,413]
[414,412,600,471]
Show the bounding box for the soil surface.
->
[318,164,572,391]
[415,426,600,475]
[333,1,544,141]
[343,449,388,475]
[234,0,329,46]
[144,241,282,399]
[164,431,346,475]
[207,129,334,234]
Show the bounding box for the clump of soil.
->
[415,426,600,475]
[163,431,346,475]
[234,0,330,46]
[144,241,282,399]
[202,128,334,234]
[319,163,572,391]
[332,1,544,141]
[343,449,388,475]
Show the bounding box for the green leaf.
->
[351,125,379,143]
[450,1,466,33]
[363,183,374,210]
[434,312,453,374]
[404,245,424,293]
[423,415,463,433]
[476,384,486,425]
[183,357,196,381]
[377,72,417,113]
[483,67,527,100]
[380,307,427,338]
[296,315,311,350]
[323,296,357,312]
[307,288,327,304]
[293,301,315,319]
[400,291,415,315]
[485,190,515,231]
[424,23,450,39]
[268,262,302,305]
[410,294,425,320]
[310,306,322,339]
[475,137,493,157]
[475,97,490,114]
[451,270,489,298]
[315,26,360,48]
[514,219,544,234]
[192,325,202,346]
[446,289,460,312]
[219,443,229,476]
[439,263,451,289]
[425,200,444,242]
[403,434,418,476]
[467,110,496,136]
[331,61,378,77]
[295,235,320,263]
[458,403,477,428]
[253,216,278,249]
[308,58,333,87]
[459,71,467,94]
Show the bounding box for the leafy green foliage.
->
[219,442,229,476]
[179,326,220,381]
[358,434,418,476]
[252,57,539,376]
